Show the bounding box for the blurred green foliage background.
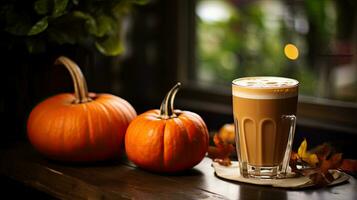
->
[196,0,356,101]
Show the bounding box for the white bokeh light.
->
[196,0,232,23]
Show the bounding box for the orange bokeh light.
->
[284,44,299,60]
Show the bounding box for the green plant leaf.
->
[93,15,115,37]
[130,0,150,5]
[53,0,69,17]
[72,11,115,37]
[112,1,131,16]
[34,0,51,15]
[47,13,88,45]
[5,20,32,36]
[72,10,93,20]
[95,33,124,56]
[72,10,96,31]
[27,17,48,36]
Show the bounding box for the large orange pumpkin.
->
[125,83,209,173]
[27,56,136,162]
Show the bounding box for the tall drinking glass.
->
[232,77,298,179]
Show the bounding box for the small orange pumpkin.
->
[27,56,136,162]
[125,83,209,173]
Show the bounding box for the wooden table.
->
[0,143,356,200]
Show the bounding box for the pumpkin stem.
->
[159,82,181,119]
[55,56,92,104]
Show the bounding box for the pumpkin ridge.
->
[70,109,86,159]
[96,101,120,157]
[174,117,193,170]
[127,115,151,157]
[158,120,166,171]
[162,120,169,170]
[131,115,149,137]
[83,103,95,148]
[181,111,209,147]
[129,118,165,170]
[180,113,202,166]
[109,95,136,124]
[93,100,114,148]
[59,110,68,156]
[179,112,209,163]
[98,96,131,155]
[120,97,137,120]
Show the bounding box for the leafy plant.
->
[1,0,149,56]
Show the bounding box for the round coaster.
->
[212,161,350,188]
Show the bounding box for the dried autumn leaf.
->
[214,158,232,166]
[208,134,235,165]
[218,123,235,144]
[320,153,343,174]
[298,139,319,167]
[310,143,332,161]
[340,159,357,174]
[290,139,347,187]
[308,154,343,186]
[208,146,226,159]
[213,133,225,149]
[310,170,335,186]
[208,134,235,159]
[308,153,344,187]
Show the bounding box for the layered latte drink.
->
[232,77,298,178]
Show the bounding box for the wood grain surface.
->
[0,143,356,200]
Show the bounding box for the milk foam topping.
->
[232,77,298,99]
